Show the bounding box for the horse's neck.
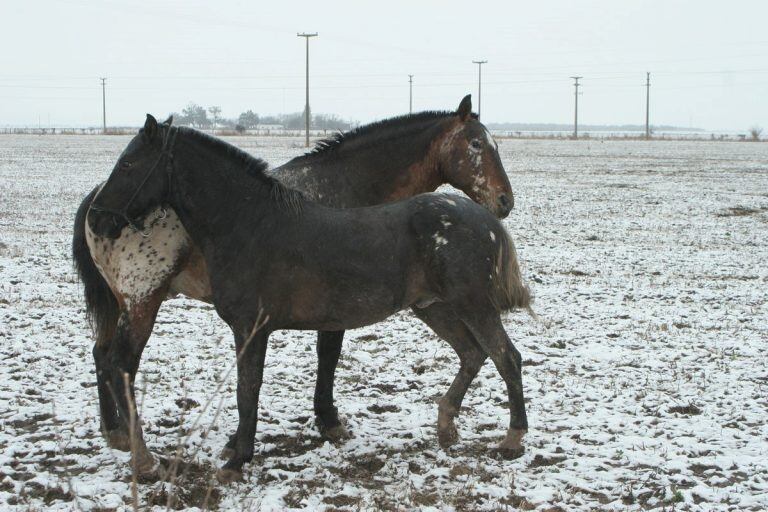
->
[171,146,283,254]
[270,121,449,207]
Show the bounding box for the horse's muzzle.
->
[88,210,126,240]
[497,193,514,218]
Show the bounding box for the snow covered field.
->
[1,134,767,511]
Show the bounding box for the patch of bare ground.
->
[143,457,222,510]
[668,403,702,415]
[716,206,768,217]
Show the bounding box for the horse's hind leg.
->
[106,291,165,474]
[412,303,487,449]
[458,307,527,458]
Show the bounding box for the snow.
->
[1,135,767,510]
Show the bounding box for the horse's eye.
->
[121,161,132,170]
[470,139,482,149]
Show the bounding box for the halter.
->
[89,126,177,237]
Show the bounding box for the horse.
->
[72,96,514,458]
[86,115,532,482]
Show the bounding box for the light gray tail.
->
[491,228,534,316]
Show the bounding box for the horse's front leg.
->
[106,293,164,476]
[314,330,350,441]
[218,329,270,483]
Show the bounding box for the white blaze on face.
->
[85,207,191,309]
[484,127,498,150]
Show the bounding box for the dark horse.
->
[87,116,532,481]
[72,97,514,459]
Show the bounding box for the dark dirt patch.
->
[174,398,200,411]
[322,494,361,507]
[367,404,401,414]
[412,491,439,506]
[530,454,567,468]
[717,206,768,217]
[8,413,54,431]
[253,433,325,460]
[668,404,702,415]
[18,481,73,505]
[355,334,379,342]
[143,457,221,510]
[156,417,182,429]
[689,463,719,478]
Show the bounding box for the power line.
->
[297,32,318,147]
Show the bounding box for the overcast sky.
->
[2,0,766,131]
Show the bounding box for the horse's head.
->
[438,95,513,218]
[88,114,175,239]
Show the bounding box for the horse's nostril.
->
[498,194,513,210]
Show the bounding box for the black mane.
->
[301,110,474,158]
[176,126,303,212]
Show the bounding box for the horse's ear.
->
[144,114,158,140]
[162,115,173,127]
[457,95,472,122]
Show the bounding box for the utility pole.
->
[645,72,651,139]
[408,74,413,114]
[472,60,488,119]
[297,32,318,147]
[100,77,107,134]
[570,76,582,139]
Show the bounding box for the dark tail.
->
[73,186,120,346]
[491,227,534,316]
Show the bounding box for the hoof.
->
[322,424,351,443]
[437,422,459,449]
[216,467,244,484]
[132,448,160,477]
[495,445,526,459]
[105,430,131,451]
[437,408,459,449]
[496,428,527,459]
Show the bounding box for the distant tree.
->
[208,106,222,133]
[314,113,351,131]
[259,114,283,126]
[282,112,305,130]
[180,103,209,128]
[235,124,246,135]
[749,125,763,141]
[238,110,260,129]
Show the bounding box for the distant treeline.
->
[169,103,356,132]
[486,122,703,132]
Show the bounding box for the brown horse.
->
[72,96,514,465]
[87,117,531,480]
